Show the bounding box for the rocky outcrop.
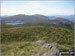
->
[36,40,47,45]
[31,40,59,56]
[41,43,59,56]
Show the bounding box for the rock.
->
[42,43,49,48]
[36,40,47,45]
[31,42,59,56]
[47,43,59,49]
[31,54,39,56]
[41,43,59,56]
[41,51,59,56]
[31,53,42,56]
[35,40,59,56]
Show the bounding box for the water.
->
[7,22,24,25]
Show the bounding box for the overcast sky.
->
[1,0,74,16]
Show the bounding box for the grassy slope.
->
[1,41,48,55]
[1,26,74,55]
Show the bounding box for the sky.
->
[1,0,74,16]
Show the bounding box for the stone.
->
[47,43,59,49]
[36,40,47,45]
[41,43,59,56]
[33,40,59,56]
[31,53,41,56]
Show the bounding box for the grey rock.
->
[41,43,59,56]
[47,43,59,49]
[33,40,59,56]
[36,40,47,45]
[31,54,42,56]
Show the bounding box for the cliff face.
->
[31,40,59,56]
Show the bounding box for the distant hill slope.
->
[48,15,75,22]
[1,14,50,25]
[1,14,74,30]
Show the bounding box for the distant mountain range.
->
[1,14,74,30]
[48,15,74,22]
[0,15,9,18]
[1,14,74,22]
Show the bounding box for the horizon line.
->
[1,14,75,16]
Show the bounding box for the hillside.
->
[1,14,50,26]
[48,15,75,22]
[1,26,74,55]
[1,14,74,31]
[1,14,74,55]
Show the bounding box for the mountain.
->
[47,15,75,22]
[1,14,74,31]
[1,14,50,26]
[54,17,73,24]
[64,15,74,22]
[49,18,74,30]
[0,15,9,18]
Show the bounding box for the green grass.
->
[1,26,74,55]
[1,41,48,56]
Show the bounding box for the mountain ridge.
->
[1,14,74,31]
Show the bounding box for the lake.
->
[6,22,24,25]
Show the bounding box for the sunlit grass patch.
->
[59,44,73,51]
[1,41,48,56]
